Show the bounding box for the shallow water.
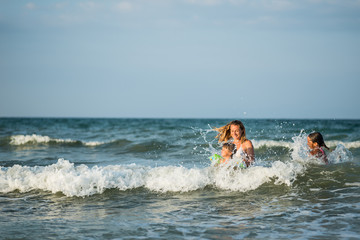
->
[0,118,359,239]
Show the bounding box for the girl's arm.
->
[319,148,328,164]
[243,140,255,167]
[323,154,329,164]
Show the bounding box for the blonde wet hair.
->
[215,120,248,144]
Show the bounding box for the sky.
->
[1,0,360,119]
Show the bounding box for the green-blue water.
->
[0,118,359,239]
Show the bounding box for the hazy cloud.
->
[261,0,297,11]
[228,0,248,5]
[55,2,68,9]
[115,1,133,11]
[25,2,36,10]
[185,0,222,6]
[79,1,99,11]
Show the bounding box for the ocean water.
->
[0,118,359,239]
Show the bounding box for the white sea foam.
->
[345,182,360,187]
[0,157,307,197]
[10,134,105,147]
[327,140,360,149]
[10,134,69,145]
[0,159,148,197]
[253,139,360,150]
[210,160,304,192]
[145,166,210,192]
[328,144,353,164]
[252,140,292,149]
[83,141,106,147]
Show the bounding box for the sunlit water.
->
[1,118,359,239]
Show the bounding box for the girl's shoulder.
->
[242,139,253,149]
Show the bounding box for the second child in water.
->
[307,132,329,164]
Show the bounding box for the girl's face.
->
[221,147,232,158]
[230,125,241,140]
[307,137,318,149]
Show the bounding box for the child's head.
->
[307,132,329,150]
[221,143,236,159]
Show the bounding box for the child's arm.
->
[323,154,328,164]
[319,148,328,164]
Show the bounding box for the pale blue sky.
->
[1,0,360,119]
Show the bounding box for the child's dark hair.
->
[222,143,237,158]
[308,132,330,150]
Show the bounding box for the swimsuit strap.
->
[236,143,243,154]
[234,143,245,158]
[236,142,242,151]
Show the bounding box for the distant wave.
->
[326,140,360,149]
[252,140,293,148]
[8,134,360,150]
[9,134,105,147]
[253,140,360,149]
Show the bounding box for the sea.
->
[0,118,359,239]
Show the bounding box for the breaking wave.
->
[0,133,354,197]
[0,159,300,197]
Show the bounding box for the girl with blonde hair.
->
[215,120,255,167]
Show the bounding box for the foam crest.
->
[145,166,211,192]
[10,134,105,147]
[252,139,360,150]
[327,140,360,149]
[252,140,292,149]
[211,160,303,191]
[144,161,304,193]
[10,134,67,145]
[290,131,310,162]
[0,159,149,197]
[208,139,360,150]
[83,141,105,147]
[328,144,353,164]
[0,157,307,197]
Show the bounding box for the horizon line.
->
[1,116,359,121]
